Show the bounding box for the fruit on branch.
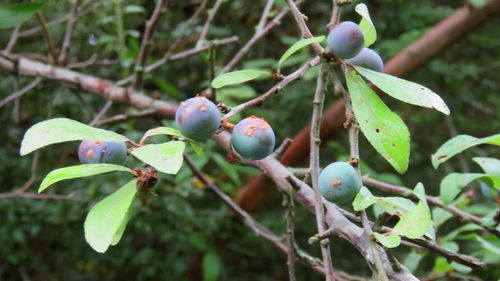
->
[78,140,127,164]
[327,21,364,59]
[232,115,275,160]
[319,162,361,204]
[175,96,221,141]
[345,48,384,72]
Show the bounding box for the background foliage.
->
[0,0,499,280]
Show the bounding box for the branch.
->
[224,56,320,119]
[363,177,500,237]
[222,0,302,73]
[286,0,324,54]
[4,24,21,54]
[35,12,58,64]
[309,64,336,281]
[182,155,326,275]
[58,0,81,65]
[197,0,223,45]
[132,0,167,89]
[256,0,274,33]
[0,78,42,109]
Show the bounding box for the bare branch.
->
[224,56,320,119]
[58,0,81,65]
[309,64,336,281]
[256,0,274,33]
[132,0,167,89]
[35,12,58,64]
[4,25,21,54]
[197,0,223,45]
[285,0,324,54]
[0,78,42,109]
[95,108,157,126]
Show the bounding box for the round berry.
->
[319,162,361,204]
[327,21,364,59]
[175,96,221,141]
[345,48,384,72]
[232,116,276,160]
[78,140,127,164]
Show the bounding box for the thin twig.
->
[0,78,43,109]
[89,100,113,126]
[4,25,21,54]
[58,0,81,65]
[362,177,500,237]
[284,192,297,281]
[224,56,320,119]
[222,1,302,73]
[286,0,324,54]
[95,108,157,126]
[132,0,167,89]
[309,65,336,281]
[117,36,239,86]
[327,0,340,31]
[35,13,58,64]
[197,0,223,46]
[256,0,274,33]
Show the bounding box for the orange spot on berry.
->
[332,179,341,187]
[86,150,95,160]
[94,140,101,145]
[245,125,257,136]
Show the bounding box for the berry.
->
[327,21,364,59]
[345,48,384,72]
[78,140,127,164]
[319,162,361,204]
[175,96,221,141]
[231,116,275,160]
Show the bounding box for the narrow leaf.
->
[110,206,132,246]
[130,141,185,174]
[431,134,500,168]
[20,118,129,156]
[211,70,270,89]
[392,183,431,239]
[354,4,376,47]
[354,66,450,115]
[39,164,132,193]
[84,180,137,253]
[440,173,487,204]
[473,157,500,189]
[142,127,203,155]
[203,251,222,281]
[0,3,43,29]
[277,36,325,72]
[352,186,376,211]
[374,232,401,248]
[346,70,410,173]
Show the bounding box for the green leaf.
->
[433,257,453,274]
[203,251,222,281]
[84,180,137,253]
[277,36,325,72]
[440,173,487,204]
[130,141,185,174]
[110,205,132,246]
[0,3,43,29]
[476,236,500,255]
[431,134,500,168]
[345,70,410,173]
[38,164,132,193]
[403,250,425,272]
[352,186,376,211]
[473,157,500,189]
[374,232,401,248]
[391,183,431,239]
[142,127,203,155]
[20,118,129,156]
[211,70,270,89]
[470,0,486,9]
[354,4,376,47]
[354,66,450,115]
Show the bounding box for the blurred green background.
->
[1,0,499,280]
